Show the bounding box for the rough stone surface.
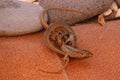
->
[115,0,120,7]
[0,0,47,36]
[39,0,113,25]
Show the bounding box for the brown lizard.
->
[43,23,92,58]
[40,7,93,73]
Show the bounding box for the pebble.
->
[39,0,113,25]
[0,0,47,36]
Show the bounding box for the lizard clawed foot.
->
[65,33,76,47]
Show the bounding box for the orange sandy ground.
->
[0,20,120,80]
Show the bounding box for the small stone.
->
[39,0,113,25]
[115,9,120,17]
[110,1,119,11]
[103,9,112,16]
[0,0,48,36]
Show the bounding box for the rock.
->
[0,0,48,36]
[115,0,120,7]
[39,0,113,25]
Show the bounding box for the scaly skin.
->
[44,23,92,58]
[40,7,93,73]
[43,23,76,56]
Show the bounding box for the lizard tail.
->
[40,7,81,29]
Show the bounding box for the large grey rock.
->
[115,0,120,7]
[0,0,47,36]
[39,0,113,25]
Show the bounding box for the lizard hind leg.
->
[38,55,69,73]
[55,55,70,73]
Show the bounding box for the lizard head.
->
[70,50,93,59]
[78,50,93,58]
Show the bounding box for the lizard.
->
[39,7,93,73]
[43,23,92,58]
